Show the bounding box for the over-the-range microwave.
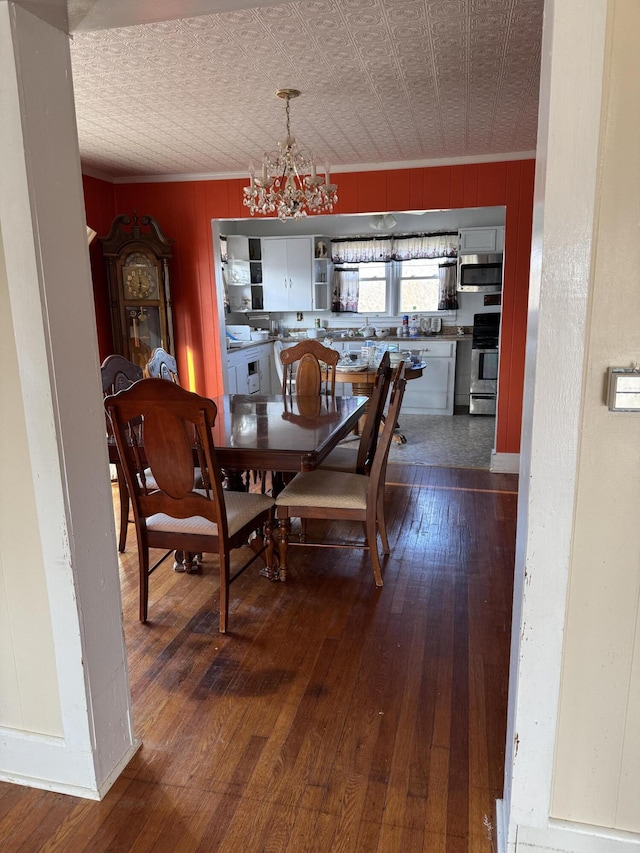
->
[457,252,503,293]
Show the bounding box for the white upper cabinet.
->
[261,237,313,311]
[458,226,505,254]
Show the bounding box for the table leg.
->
[258,518,279,580]
[276,518,290,582]
[222,468,249,491]
[173,550,201,573]
[350,380,374,435]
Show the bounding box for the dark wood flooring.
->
[0,463,518,852]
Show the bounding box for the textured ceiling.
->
[68,0,543,180]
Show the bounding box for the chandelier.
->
[243,89,338,221]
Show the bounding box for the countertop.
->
[226,333,473,351]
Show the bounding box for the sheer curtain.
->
[332,268,359,312]
[392,233,458,260]
[330,238,393,264]
[438,262,458,310]
[331,232,457,263]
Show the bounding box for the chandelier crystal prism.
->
[243,89,338,221]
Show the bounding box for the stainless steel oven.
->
[470,313,500,415]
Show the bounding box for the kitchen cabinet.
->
[225,343,272,395]
[258,348,272,395]
[225,235,263,311]
[313,237,332,310]
[226,356,238,394]
[458,226,504,254]
[400,340,457,415]
[261,237,313,311]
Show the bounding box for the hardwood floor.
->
[0,463,518,852]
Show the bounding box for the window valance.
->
[330,232,458,264]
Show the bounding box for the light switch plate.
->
[607,367,640,411]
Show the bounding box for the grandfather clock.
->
[99,211,174,369]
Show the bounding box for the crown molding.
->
[83,151,536,185]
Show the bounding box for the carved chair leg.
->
[376,491,390,555]
[219,550,230,633]
[139,542,150,622]
[366,513,384,588]
[116,463,129,552]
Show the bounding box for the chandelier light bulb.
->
[243,89,338,221]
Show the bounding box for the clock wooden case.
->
[100,212,175,369]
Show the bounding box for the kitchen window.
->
[398,259,441,312]
[351,262,389,314]
[343,260,442,315]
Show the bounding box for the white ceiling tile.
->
[69,0,543,178]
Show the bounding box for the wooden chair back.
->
[355,351,392,475]
[105,378,224,532]
[273,363,406,588]
[144,347,179,383]
[367,364,407,503]
[104,378,274,631]
[101,354,143,552]
[101,353,143,395]
[278,339,339,397]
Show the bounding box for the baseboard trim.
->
[491,451,520,473]
[513,821,640,851]
[496,799,507,853]
[0,728,141,800]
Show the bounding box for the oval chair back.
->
[278,339,339,397]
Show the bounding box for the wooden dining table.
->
[210,393,368,490]
[108,392,368,492]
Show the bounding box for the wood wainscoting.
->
[0,463,517,852]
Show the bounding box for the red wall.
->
[83,175,117,359]
[85,160,535,456]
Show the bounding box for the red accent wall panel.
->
[422,166,452,211]
[82,175,117,360]
[449,166,465,209]
[355,170,388,213]
[205,179,231,220]
[386,169,412,212]
[477,160,509,208]
[85,159,535,456]
[333,172,359,214]
[462,163,480,208]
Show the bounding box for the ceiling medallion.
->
[243,89,338,221]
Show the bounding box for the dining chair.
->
[144,347,179,383]
[101,354,143,552]
[318,351,392,476]
[272,364,406,587]
[278,339,340,397]
[104,378,275,632]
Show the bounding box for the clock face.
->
[123,252,158,300]
[125,268,151,299]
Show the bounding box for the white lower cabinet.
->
[258,349,272,395]
[225,343,272,395]
[226,358,238,394]
[401,340,457,415]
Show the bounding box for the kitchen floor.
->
[342,412,497,468]
[391,413,496,468]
